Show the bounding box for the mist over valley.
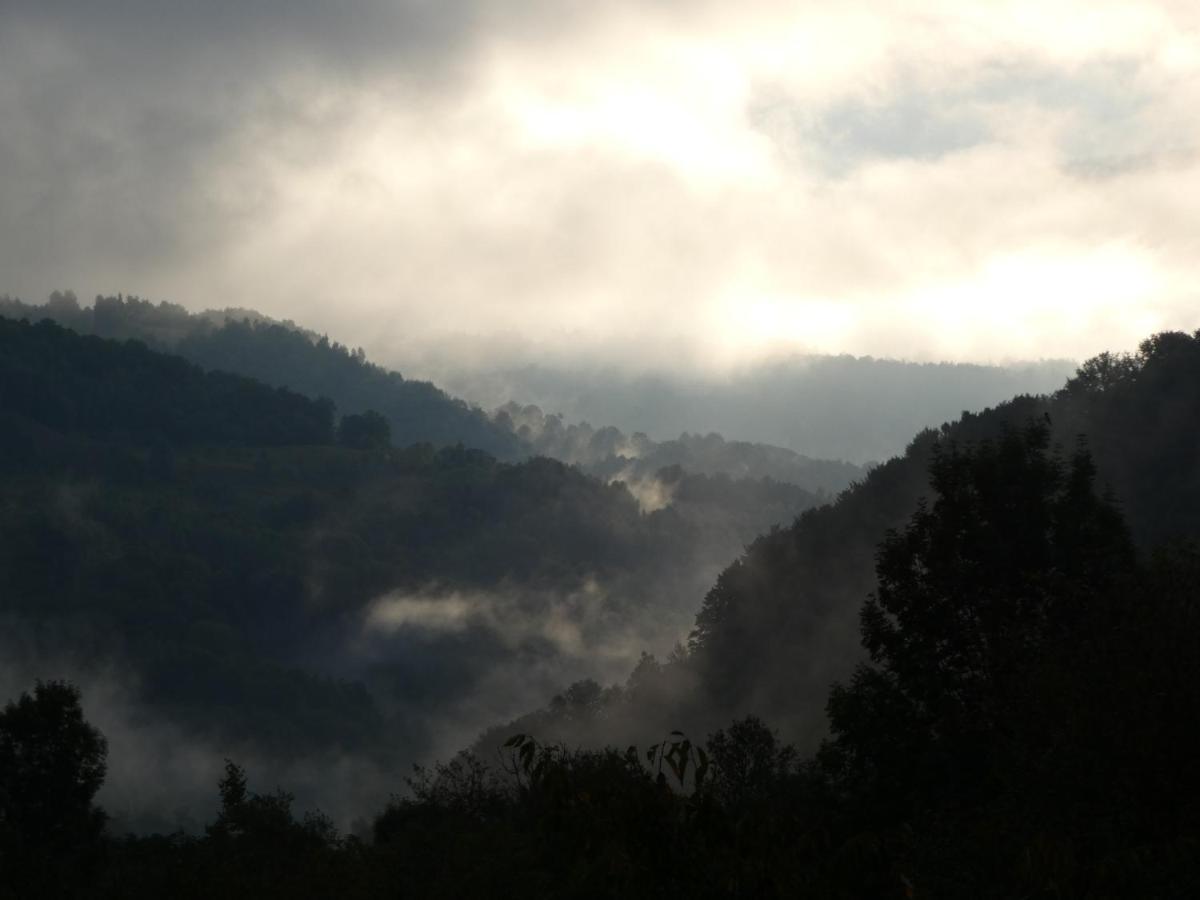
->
[3,2,1200,894]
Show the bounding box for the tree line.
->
[4,421,1197,897]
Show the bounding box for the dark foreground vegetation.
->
[2,308,1199,896]
[4,420,1198,898]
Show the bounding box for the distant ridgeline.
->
[0,293,865,494]
[0,315,335,448]
[436,355,1078,465]
[0,316,823,764]
[495,402,862,496]
[0,292,522,459]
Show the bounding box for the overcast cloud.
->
[2,0,1198,369]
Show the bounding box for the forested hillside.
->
[0,316,335,447]
[0,294,866,491]
[0,293,523,459]
[497,402,862,495]
[431,354,1077,464]
[686,331,1200,730]
[5,357,1197,898]
[488,331,1200,754]
[6,0,1197,892]
[0,317,823,827]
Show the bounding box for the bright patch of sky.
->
[1,0,1198,369]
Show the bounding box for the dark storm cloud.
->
[0,0,654,304]
[6,1,477,68]
[0,0,482,288]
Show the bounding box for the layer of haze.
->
[3,1,1199,370]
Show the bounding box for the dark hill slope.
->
[0,317,334,447]
[0,318,822,775]
[0,295,866,491]
[684,330,1200,741]
[488,331,1200,753]
[0,293,522,458]
[176,319,524,459]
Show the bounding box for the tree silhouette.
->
[817,422,1151,895]
[826,422,1133,790]
[0,681,108,897]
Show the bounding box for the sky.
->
[2,1,1198,370]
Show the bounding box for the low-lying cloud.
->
[0,639,399,835]
[355,577,701,767]
[364,579,656,663]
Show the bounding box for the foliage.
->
[2,302,1199,895]
[0,682,108,899]
[0,313,820,761]
[0,317,335,447]
[814,422,1199,897]
[4,349,1200,895]
[683,329,1200,747]
[825,423,1133,813]
[0,294,870,486]
[178,319,522,459]
[337,410,391,450]
[0,294,522,458]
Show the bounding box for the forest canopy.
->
[5,415,1196,898]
